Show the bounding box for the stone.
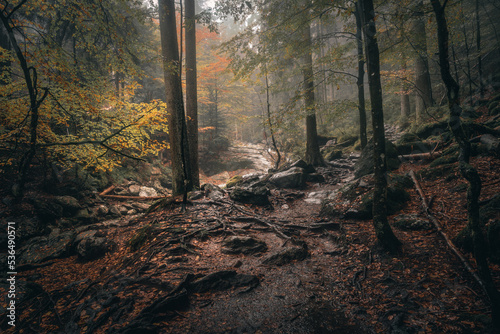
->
[203,183,225,201]
[304,190,336,205]
[18,230,76,265]
[109,205,122,217]
[129,184,141,196]
[76,233,116,261]
[229,186,270,206]
[306,173,325,183]
[290,159,315,173]
[269,167,306,189]
[139,186,158,197]
[221,236,268,255]
[354,139,400,178]
[226,175,243,188]
[188,190,205,200]
[262,247,308,266]
[53,196,81,216]
[96,205,109,216]
[32,198,63,221]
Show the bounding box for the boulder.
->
[221,236,267,255]
[18,230,75,265]
[229,186,270,206]
[354,139,400,178]
[203,183,225,201]
[76,231,116,261]
[304,190,337,205]
[269,167,306,189]
[290,159,315,173]
[53,196,81,216]
[139,186,158,197]
[32,198,63,221]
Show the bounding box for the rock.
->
[229,186,270,206]
[221,236,268,255]
[392,214,433,231]
[262,247,308,266]
[290,159,315,173]
[74,208,95,225]
[53,196,81,216]
[304,190,337,205]
[306,173,325,183]
[96,205,109,216]
[226,175,243,188]
[203,183,225,201]
[76,233,116,261]
[269,167,306,189]
[354,139,400,178]
[132,202,151,211]
[129,184,141,196]
[12,216,48,242]
[189,270,259,293]
[188,190,205,200]
[32,198,63,221]
[18,230,75,265]
[139,186,158,197]
[109,205,122,217]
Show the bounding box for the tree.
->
[412,0,433,121]
[361,0,401,253]
[354,1,367,149]
[302,21,326,166]
[159,0,193,196]
[185,0,200,188]
[431,0,500,329]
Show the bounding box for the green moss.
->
[226,175,243,188]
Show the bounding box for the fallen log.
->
[409,170,487,293]
[399,151,442,160]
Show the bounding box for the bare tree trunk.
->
[401,61,411,127]
[413,0,433,121]
[264,68,281,169]
[361,0,401,253]
[302,23,325,166]
[355,1,368,149]
[185,0,200,188]
[476,0,484,98]
[159,0,193,196]
[1,6,49,197]
[431,1,500,329]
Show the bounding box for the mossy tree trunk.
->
[361,0,401,253]
[431,0,500,329]
[354,1,368,150]
[302,22,325,167]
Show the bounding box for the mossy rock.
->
[225,175,243,188]
[429,153,458,167]
[414,120,449,140]
[128,224,154,252]
[354,139,400,178]
[397,133,421,145]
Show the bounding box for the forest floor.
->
[1,143,500,333]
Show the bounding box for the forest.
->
[1,0,500,332]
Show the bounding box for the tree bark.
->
[412,0,433,121]
[431,0,500,329]
[185,0,200,189]
[361,0,401,253]
[159,0,193,196]
[302,23,325,166]
[355,1,368,150]
[400,61,411,127]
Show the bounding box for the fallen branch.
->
[99,194,165,201]
[409,170,486,293]
[399,151,443,160]
[99,185,116,196]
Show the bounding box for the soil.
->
[1,144,499,333]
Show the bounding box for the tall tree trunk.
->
[431,1,500,330]
[0,22,11,85]
[413,0,433,122]
[159,0,193,196]
[476,0,484,98]
[355,1,367,149]
[265,68,281,169]
[401,61,411,127]
[302,23,325,166]
[361,0,401,253]
[1,7,48,197]
[185,0,200,189]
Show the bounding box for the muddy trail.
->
[1,143,500,333]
